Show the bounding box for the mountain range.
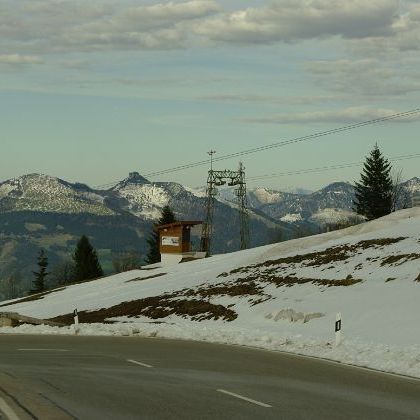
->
[0,172,419,298]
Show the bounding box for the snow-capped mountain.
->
[402,177,420,194]
[0,174,113,216]
[2,172,419,231]
[220,178,420,228]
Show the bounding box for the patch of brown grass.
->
[125,273,166,283]
[380,254,420,266]
[218,237,408,277]
[186,281,264,299]
[358,237,407,247]
[49,293,238,324]
[0,287,66,308]
[237,273,362,288]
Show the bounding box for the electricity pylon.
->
[200,155,250,256]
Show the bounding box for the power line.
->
[144,108,420,177]
[246,153,420,182]
[93,108,420,189]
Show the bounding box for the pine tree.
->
[31,249,49,294]
[73,235,103,281]
[353,144,393,220]
[146,205,176,264]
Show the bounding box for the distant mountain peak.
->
[113,172,150,190]
[128,171,149,183]
[402,177,420,194]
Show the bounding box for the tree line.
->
[28,205,176,295]
[30,234,104,294]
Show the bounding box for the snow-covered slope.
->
[2,208,420,378]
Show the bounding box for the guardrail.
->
[0,312,64,328]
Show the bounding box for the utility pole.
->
[208,149,216,171]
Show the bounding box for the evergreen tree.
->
[73,235,103,281]
[31,249,49,294]
[353,144,393,220]
[146,205,176,264]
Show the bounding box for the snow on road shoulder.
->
[3,321,420,380]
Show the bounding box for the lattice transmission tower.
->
[200,152,249,255]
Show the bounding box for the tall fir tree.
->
[146,205,176,264]
[353,144,393,220]
[31,249,49,294]
[73,235,104,281]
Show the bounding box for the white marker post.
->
[335,312,342,346]
[73,308,79,335]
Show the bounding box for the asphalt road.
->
[0,335,419,420]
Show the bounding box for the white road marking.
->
[127,359,153,368]
[0,396,20,420]
[217,389,272,408]
[17,348,69,352]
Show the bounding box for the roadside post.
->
[73,308,79,335]
[335,312,342,346]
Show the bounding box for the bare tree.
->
[48,259,76,287]
[1,271,24,300]
[391,168,410,211]
[325,215,364,233]
[112,251,142,273]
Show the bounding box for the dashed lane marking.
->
[127,359,153,368]
[217,389,272,408]
[17,349,69,352]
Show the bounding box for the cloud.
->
[195,0,399,44]
[305,58,420,97]
[242,107,420,124]
[57,58,91,70]
[198,94,336,105]
[0,54,43,65]
[0,0,220,53]
[345,2,420,55]
[0,0,417,56]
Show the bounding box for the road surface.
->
[0,335,419,419]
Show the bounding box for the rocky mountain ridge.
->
[1,172,419,227]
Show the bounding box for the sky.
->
[1,0,420,192]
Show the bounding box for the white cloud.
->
[195,0,399,44]
[242,107,420,124]
[0,0,220,53]
[0,0,417,56]
[345,2,420,54]
[305,58,420,97]
[0,54,43,65]
[198,94,336,105]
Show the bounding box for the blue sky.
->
[1,0,419,191]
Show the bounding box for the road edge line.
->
[0,396,20,420]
